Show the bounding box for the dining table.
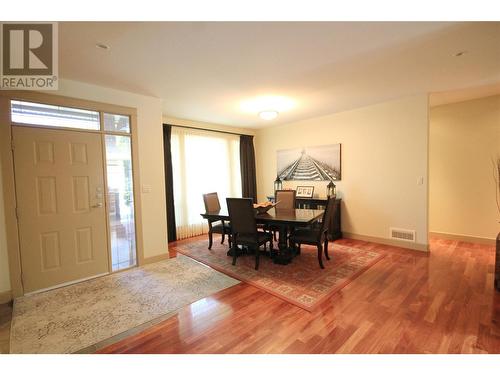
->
[201,207,324,265]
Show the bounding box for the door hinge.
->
[11,139,15,151]
[15,207,20,220]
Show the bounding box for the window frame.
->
[10,100,102,132]
[10,99,132,136]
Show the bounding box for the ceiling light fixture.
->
[96,43,110,51]
[259,110,279,121]
[240,95,295,114]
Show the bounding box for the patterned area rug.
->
[10,255,239,354]
[174,237,385,311]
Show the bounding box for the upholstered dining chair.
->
[269,190,297,241]
[203,192,231,250]
[275,189,297,210]
[288,197,336,269]
[226,198,273,270]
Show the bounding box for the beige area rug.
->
[10,254,239,353]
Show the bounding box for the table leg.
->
[273,224,293,265]
[288,228,299,256]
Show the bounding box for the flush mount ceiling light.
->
[240,95,295,118]
[96,43,110,51]
[259,110,279,121]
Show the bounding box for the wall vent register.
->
[390,227,416,242]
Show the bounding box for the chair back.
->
[317,197,336,241]
[203,192,221,212]
[275,190,296,210]
[226,198,257,236]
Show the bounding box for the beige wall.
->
[0,158,11,294]
[255,94,429,247]
[429,95,500,241]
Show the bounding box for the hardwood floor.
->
[98,236,500,354]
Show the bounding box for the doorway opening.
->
[10,99,138,292]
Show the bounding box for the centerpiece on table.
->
[253,201,278,214]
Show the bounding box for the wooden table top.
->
[201,208,324,226]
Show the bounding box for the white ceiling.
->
[59,22,500,128]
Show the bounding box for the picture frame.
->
[277,143,341,181]
[296,186,314,198]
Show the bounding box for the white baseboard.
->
[342,232,429,252]
[429,231,496,245]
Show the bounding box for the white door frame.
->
[0,91,146,298]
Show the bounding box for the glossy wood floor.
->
[98,236,500,354]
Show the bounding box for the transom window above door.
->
[103,113,130,133]
[10,100,131,134]
[11,100,101,130]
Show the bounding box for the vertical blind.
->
[171,126,241,240]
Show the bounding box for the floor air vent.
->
[390,227,416,242]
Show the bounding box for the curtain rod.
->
[163,123,252,138]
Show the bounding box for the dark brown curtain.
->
[163,124,177,242]
[240,135,257,202]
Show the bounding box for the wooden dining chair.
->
[288,197,336,269]
[275,190,296,210]
[202,192,231,250]
[269,190,297,240]
[226,198,273,270]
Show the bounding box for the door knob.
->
[92,203,103,208]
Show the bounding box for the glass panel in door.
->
[105,135,137,271]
